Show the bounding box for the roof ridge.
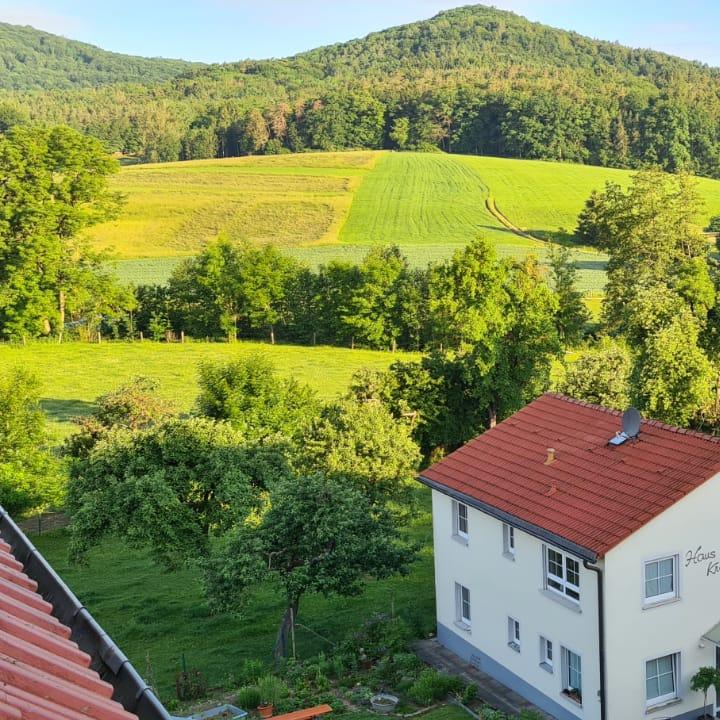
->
[543,392,720,445]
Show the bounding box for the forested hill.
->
[252,4,719,85]
[0,22,201,89]
[4,5,720,177]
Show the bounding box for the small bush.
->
[175,668,208,701]
[239,658,267,685]
[258,674,290,706]
[236,685,262,710]
[517,712,545,720]
[342,613,412,661]
[408,668,462,705]
[479,708,507,720]
[461,682,478,705]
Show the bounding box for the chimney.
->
[544,448,556,465]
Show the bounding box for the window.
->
[540,636,553,671]
[507,617,520,651]
[561,648,582,704]
[503,524,515,558]
[452,501,469,541]
[644,556,678,605]
[646,654,679,706]
[545,547,580,602]
[455,583,471,629]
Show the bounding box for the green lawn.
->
[0,340,412,439]
[33,496,436,703]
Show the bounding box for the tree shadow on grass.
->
[41,399,95,424]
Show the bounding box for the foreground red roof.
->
[0,536,139,720]
[421,393,720,557]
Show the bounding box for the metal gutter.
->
[418,475,599,562]
[583,560,606,720]
[0,505,172,720]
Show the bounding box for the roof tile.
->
[421,393,720,556]
[0,539,139,720]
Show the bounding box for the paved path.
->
[415,638,555,719]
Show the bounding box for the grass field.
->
[33,497,436,701]
[0,341,412,438]
[92,150,720,294]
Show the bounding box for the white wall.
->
[604,472,720,719]
[432,489,602,720]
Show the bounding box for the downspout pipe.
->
[584,559,606,720]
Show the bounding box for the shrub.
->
[461,682,478,705]
[236,685,262,710]
[175,668,208,701]
[408,668,462,705]
[706,215,720,233]
[258,674,290,706]
[517,712,545,720]
[240,658,267,685]
[342,613,412,661]
[479,708,507,720]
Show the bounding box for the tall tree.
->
[548,245,590,345]
[0,125,123,340]
[202,472,415,661]
[0,370,64,516]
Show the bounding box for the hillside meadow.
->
[0,340,414,439]
[93,151,720,294]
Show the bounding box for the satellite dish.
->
[622,407,641,438]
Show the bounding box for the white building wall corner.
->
[603,473,720,720]
[430,489,602,720]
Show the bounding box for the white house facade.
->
[420,393,720,720]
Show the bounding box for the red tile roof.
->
[421,393,720,558]
[0,536,139,720]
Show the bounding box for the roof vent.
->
[544,448,556,465]
[609,407,641,446]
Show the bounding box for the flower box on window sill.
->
[562,688,582,706]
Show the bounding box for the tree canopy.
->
[0,124,130,340]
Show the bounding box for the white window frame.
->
[452,500,469,542]
[507,617,520,652]
[454,582,471,630]
[544,546,580,603]
[643,555,679,607]
[540,636,553,671]
[503,523,516,558]
[645,652,680,708]
[561,646,582,705]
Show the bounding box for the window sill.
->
[560,690,582,707]
[642,596,680,611]
[645,697,681,714]
[502,551,516,562]
[507,642,520,653]
[540,588,582,613]
[452,534,469,547]
[539,662,553,674]
[453,620,471,633]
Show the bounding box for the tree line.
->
[133,237,586,354]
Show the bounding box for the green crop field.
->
[91,150,720,294]
[0,341,413,439]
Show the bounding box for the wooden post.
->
[290,606,296,660]
[180,330,185,344]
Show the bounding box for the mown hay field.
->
[92,150,720,293]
